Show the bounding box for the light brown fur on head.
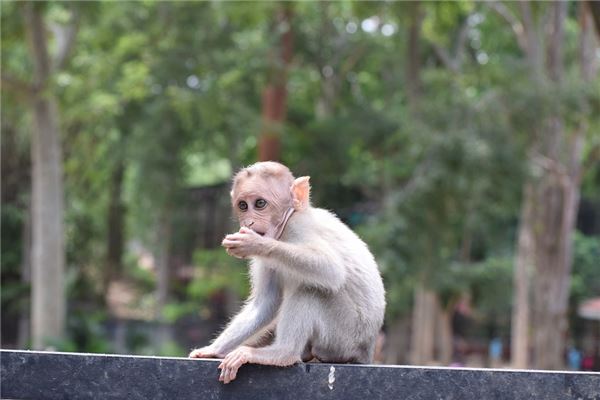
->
[231,162,295,197]
[230,162,310,238]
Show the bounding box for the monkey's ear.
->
[291,176,311,211]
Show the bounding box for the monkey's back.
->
[283,208,386,345]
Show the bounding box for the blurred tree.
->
[490,1,599,369]
[2,0,597,361]
[2,2,80,349]
[259,4,293,161]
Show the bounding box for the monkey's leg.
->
[243,326,276,348]
[219,292,316,383]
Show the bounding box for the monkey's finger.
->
[226,248,248,260]
[223,236,248,246]
[230,366,239,382]
[225,247,240,257]
[223,367,234,384]
[229,352,246,367]
[218,364,228,382]
[222,239,242,247]
[225,232,246,239]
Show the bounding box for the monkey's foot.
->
[218,346,252,384]
[189,346,221,359]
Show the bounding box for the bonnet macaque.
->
[189,162,385,384]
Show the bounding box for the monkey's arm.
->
[191,264,281,357]
[223,228,347,292]
[264,240,347,292]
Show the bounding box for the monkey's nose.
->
[245,221,255,227]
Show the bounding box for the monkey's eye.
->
[255,199,267,209]
[238,201,248,211]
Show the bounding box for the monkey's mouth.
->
[247,228,265,236]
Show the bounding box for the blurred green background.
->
[1,1,599,371]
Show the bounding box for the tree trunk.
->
[530,132,583,369]
[104,160,125,295]
[586,1,600,37]
[30,77,66,350]
[258,6,293,162]
[24,2,66,349]
[511,183,534,368]
[153,210,173,350]
[18,201,32,348]
[511,1,594,370]
[531,2,595,369]
[436,302,454,366]
[155,210,172,321]
[404,3,433,367]
[405,1,423,107]
[410,285,436,365]
[384,316,410,365]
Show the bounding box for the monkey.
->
[189,161,385,384]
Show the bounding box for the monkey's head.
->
[230,161,310,239]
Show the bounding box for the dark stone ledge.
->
[1,350,599,400]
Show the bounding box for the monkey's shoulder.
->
[284,207,372,253]
[288,207,347,232]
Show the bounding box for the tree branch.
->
[487,2,527,52]
[23,2,51,85]
[580,1,598,81]
[546,1,567,82]
[432,44,459,73]
[588,0,600,38]
[51,8,80,71]
[453,16,471,68]
[432,14,470,73]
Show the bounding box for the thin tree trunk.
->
[586,1,600,37]
[155,210,172,321]
[18,201,32,348]
[405,1,423,107]
[153,210,173,350]
[437,305,453,365]
[384,316,410,365]
[410,285,436,365]
[404,2,433,367]
[511,183,534,368]
[105,160,125,295]
[24,2,66,349]
[258,6,293,162]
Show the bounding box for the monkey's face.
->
[231,175,293,239]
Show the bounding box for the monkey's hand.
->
[188,345,223,359]
[218,346,253,384]
[222,227,275,259]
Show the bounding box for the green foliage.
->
[570,232,600,304]
[161,249,249,324]
[463,257,513,316]
[188,249,249,304]
[2,1,598,355]
[123,253,155,291]
[44,311,112,354]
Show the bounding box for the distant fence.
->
[1,350,599,399]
